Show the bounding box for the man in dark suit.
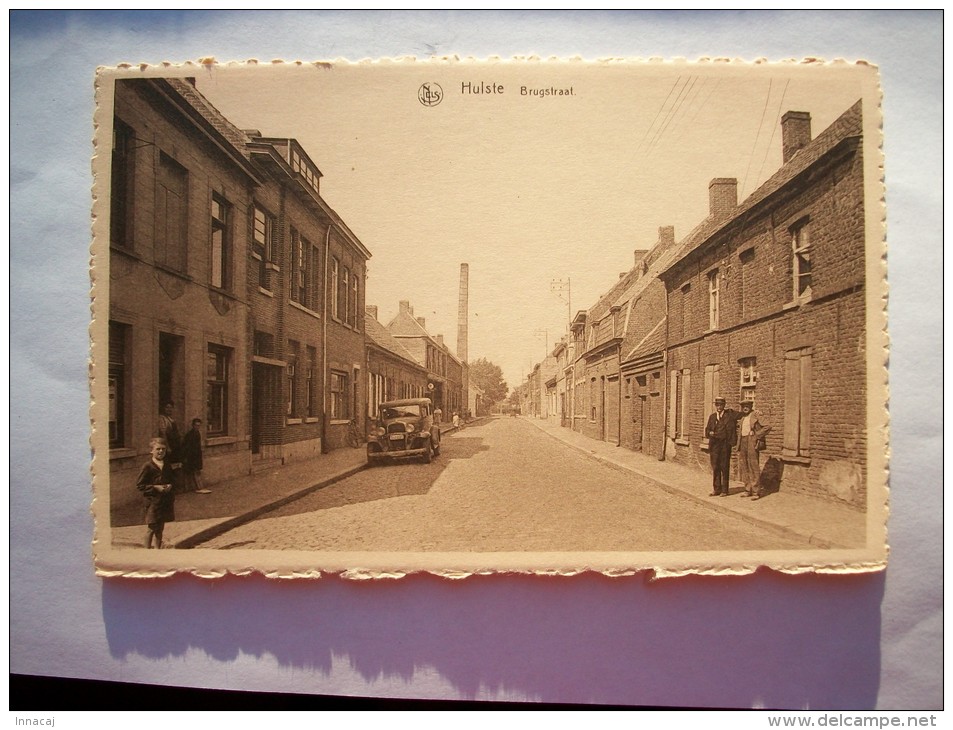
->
[705,397,739,496]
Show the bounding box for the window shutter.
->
[783,352,800,455]
[703,367,713,427]
[799,351,812,456]
[668,370,678,438]
[681,370,691,439]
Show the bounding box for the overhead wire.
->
[740,78,774,198]
[633,76,683,157]
[646,76,698,154]
[754,78,791,189]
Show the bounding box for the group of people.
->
[705,398,771,500]
[136,402,207,549]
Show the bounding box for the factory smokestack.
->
[457,263,469,363]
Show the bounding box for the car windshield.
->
[380,404,422,419]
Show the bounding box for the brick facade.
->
[108,78,258,516]
[660,101,866,507]
[386,301,466,420]
[365,308,429,426]
[108,78,371,519]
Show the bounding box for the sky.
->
[181,61,872,392]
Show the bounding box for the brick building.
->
[467,382,485,418]
[552,337,572,427]
[658,101,866,507]
[618,226,682,459]
[108,78,261,514]
[365,305,429,423]
[108,77,371,517]
[386,301,465,420]
[244,133,370,460]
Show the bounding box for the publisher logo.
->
[418,82,443,107]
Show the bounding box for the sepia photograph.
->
[92,59,887,577]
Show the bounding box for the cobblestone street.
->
[203,418,810,552]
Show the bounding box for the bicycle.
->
[346,418,365,448]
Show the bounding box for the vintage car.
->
[366,397,441,465]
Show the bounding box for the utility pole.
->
[551,278,571,330]
[533,328,549,357]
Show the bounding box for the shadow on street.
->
[258,434,490,520]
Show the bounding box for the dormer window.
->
[290,145,320,195]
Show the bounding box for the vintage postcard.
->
[91,58,887,578]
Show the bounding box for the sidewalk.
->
[522,417,866,549]
[110,420,474,550]
[110,416,864,551]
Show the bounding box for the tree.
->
[469,357,508,404]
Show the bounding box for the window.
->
[708,269,721,330]
[254,330,275,358]
[108,321,129,448]
[791,219,812,300]
[290,228,305,304]
[668,368,691,441]
[331,370,349,419]
[110,118,135,250]
[206,345,230,435]
[290,146,320,194]
[210,194,230,290]
[311,243,321,309]
[783,348,812,459]
[350,272,359,327]
[739,357,758,404]
[287,341,299,417]
[156,153,188,272]
[330,257,340,319]
[590,378,597,421]
[307,346,318,417]
[339,265,350,324]
[253,205,275,290]
[703,364,721,437]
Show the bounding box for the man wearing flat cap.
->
[737,400,771,499]
[705,397,739,496]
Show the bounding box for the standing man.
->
[737,400,769,498]
[182,417,209,494]
[157,401,183,493]
[705,397,739,497]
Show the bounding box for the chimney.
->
[709,178,738,221]
[399,300,413,315]
[657,226,675,249]
[781,111,812,162]
[457,263,469,364]
[243,129,263,139]
[365,305,378,321]
[436,334,444,347]
[416,316,426,329]
[633,249,650,268]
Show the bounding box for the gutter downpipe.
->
[321,222,332,454]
